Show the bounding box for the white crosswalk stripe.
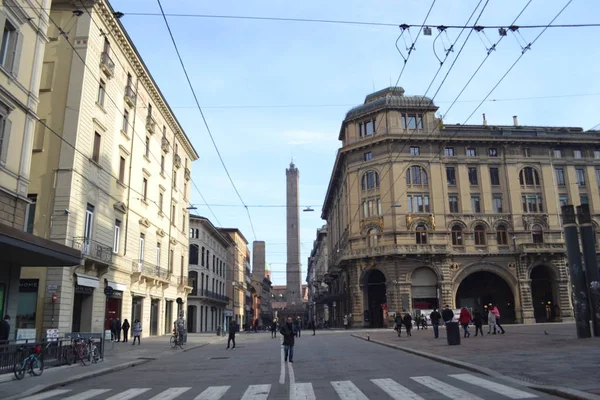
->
[22,390,73,400]
[240,384,271,400]
[331,381,369,400]
[61,389,112,400]
[371,378,425,400]
[291,383,316,400]
[411,376,484,400]
[450,374,538,399]
[147,387,191,400]
[193,385,230,400]
[104,388,152,400]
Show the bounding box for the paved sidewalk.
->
[1,333,225,400]
[354,322,600,397]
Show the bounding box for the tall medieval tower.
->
[286,161,302,306]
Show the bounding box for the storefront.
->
[72,274,99,333]
[131,296,144,324]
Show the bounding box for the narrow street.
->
[24,331,556,399]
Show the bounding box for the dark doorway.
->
[187,305,196,333]
[531,266,557,322]
[365,269,387,328]
[456,271,516,323]
[150,299,159,336]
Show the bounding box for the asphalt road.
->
[24,330,560,399]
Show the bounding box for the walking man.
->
[271,320,277,338]
[429,308,441,338]
[294,317,301,337]
[280,317,297,363]
[226,320,238,349]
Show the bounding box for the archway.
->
[364,269,387,328]
[530,265,558,322]
[411,267,438,310]
[455,271,516,323]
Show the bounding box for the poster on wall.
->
[16,329,36,344]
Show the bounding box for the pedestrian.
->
[487,308,497,334]
[132,319,142,345]
[459,307,471,338]
[109,318,116,341]
[226,320,238,349]
[115,317,122,342]
[121,319,130,342]
[271,320,278,338]
[472,310,484,337]
[174,312,186,344]
[402,311,412,337]
[429,308,441,338]
[343,314,349,330]
[280,317,297,363]
[0,315,10,350]
[491,305,506,334]
[421,314,428,330]
[441,304,454,325]
[294,317,301,337]
[310,319,316,336]
[394,313,403,337]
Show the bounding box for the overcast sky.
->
[111,0,600,285]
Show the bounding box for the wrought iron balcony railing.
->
[100,52,115,77]
[72,237,113,264]
[146,115,156,134]
[161,136,170,152]
[131,260,171,281]
[124,85,137,106]
[184,167,191,181]
[174,154,182,169]
[190,289,229,303]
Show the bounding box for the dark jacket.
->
[429,311,442,324]
[0,319,10,341]
[122,320,130,331]
[402,314,412,328]
[441,308,454,323]
[229,322,239,335]
[472,311,483,327]
[280,323,296,346]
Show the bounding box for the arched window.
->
[189,244,199,265]
[496,224,508,245]
[415,224,427,244]
[407,166,428,185]
[451,225,463,246]
[519,167,540,187]
[532,224,544,243]
[474,224,486,246]
[368,228,379,247]
[362,170,380,190]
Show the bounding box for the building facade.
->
[187,216,230,333]
[219,228,250,328]
[251,241,273,327]
[27,0,198,337]
[321,87,598,327]
[0,0,81,341]
[306,225,329,325]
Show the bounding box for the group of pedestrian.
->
[427,304,506,339]
[394,311,414,337]
[109,317,142,345]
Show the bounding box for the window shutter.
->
[0,118,11,165]
[11,31,22,76]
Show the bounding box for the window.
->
[523,148,531,157]
[448,195,458,212]
[361,198,382,218]
[25,194,37,234]
[113,220,121,253]
[444,147,455,156]
[407,166,428,185]
[201,247,205,266]
[471,195,481,213]
[156,243,161,266]
[488,148,498,157]
[474,224,486,246]
[169,249,174,273]
[496,225,508,245]
[522,194,544,213]
[367,229,378,247]
[595,150,600,160]
[415,224,427,244]
[519,167,540,187]
[159,191,164,211]
[576,168,586,186]
[361,170,379,190]
[451,225,463,246]
[92,132,101,162]
[446,167,456,185]
[553,149,562,158]
[84,204,94,242]
[189,244,199,265]
[407,194,430,213]
[33,119,45,151]
[122,109,129,133]
[555,168,566,186]
[119,156,126,183]
[183,182,187,198]
[532,225,544,244]
[161,155,165,174]
[142,177,148,201]
[138,233,145,263]
[359,119,376,137]
[97,80,105,106]
[493,195,503,213]
[145,136,150,158]
[580,195,589,205]
[574,150,583,159]
[171,204,176,225]
[410,146,420,156]
[489,167,500,186]
[364,152,372,161]
[402,114,423,129]
[182,212,186,232]
[468,167,478,185]
[0,108,11,166]
[0,19,19,72]
[466,148,477,157]
[559,194,569,207]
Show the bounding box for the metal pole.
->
[561,205,591,338]
[576,204,600,337]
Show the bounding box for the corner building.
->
[28,0,198,336]
[321,87,600,327]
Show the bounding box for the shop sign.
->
[19,279,39,293]
[75,285,94,295]
[107,290,123,299]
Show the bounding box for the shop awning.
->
[0,224,81,266]
[106,280,127,291]
[76,274,100,288]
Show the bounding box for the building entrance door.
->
[150,299,159,336]
[365,269,386,328]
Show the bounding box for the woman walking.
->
[459,307,471,338]
[122,319,130,343]
[132,319,142,345]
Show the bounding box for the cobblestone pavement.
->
[355,322,600,395]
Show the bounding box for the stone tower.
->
[286,161,302,306]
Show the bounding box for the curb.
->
[352,334,600,400]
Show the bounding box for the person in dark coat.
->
[270,321,277,338]
[441,305,455,324]
[429,308,442,338]
[115,318,122,342]
[472,310,484,337]
[0,315,10,349]
[109,318,116,341]
[121,319,130,342]
[402,311,412,337]
[280,317,297,362]
[226,320,238,349]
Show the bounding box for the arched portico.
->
[530,264,560,322]
[362,269,387,328]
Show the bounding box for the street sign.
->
[104,286,114,296]
[47,284,58,293]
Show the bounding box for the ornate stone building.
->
[321,87,600,326]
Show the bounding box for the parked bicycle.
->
[14,345,44,380]
[86,338,100,364]
[63,335,89,366]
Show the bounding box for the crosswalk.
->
[23,374,539,400]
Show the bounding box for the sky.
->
[111,0,600,285]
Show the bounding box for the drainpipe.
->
[123,78,140,256]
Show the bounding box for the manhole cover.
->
[209,357,229,360]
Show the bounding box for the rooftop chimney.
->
[513,115,519,126]
[482,113,487,126]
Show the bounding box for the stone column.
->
[398,282,411,311]
[440,282,453,308]
[518,279,534,324]
[557,279,574,321]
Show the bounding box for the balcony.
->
[131,260,171,285]
[72,237,113,265]
[519,242,565,254]
[174,154,182,169]
[191,289,229,304]
[184,167,191,181]
[146,115,156,134]
[161,136,170,152]
[100,51,115,77]
[124,85,137,106]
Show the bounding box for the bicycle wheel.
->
[30,356,44,376]
[78,346,89,366]
[170,335,177,348]
[13,359,25,380]
[65,346,75,365]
